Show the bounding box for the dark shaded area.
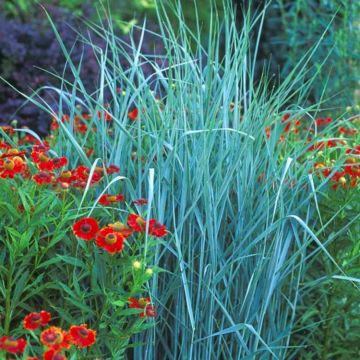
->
[0,3,165,136]
[0,5,100,135]
[233,0,359,107]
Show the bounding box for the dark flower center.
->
[78,328,89,338]
[44,332,61,344]
[81,224,92,233]
[31,314,41,323]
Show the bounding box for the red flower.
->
[95,227,125,254]
[315,117,332,126]
[40,327,70,351]
[56,171,75,184]
[346,146,360,155]
[43,348,67,360]
[128,108,139,121]
[74,166,102,184]
[75,124,88,133]
[33,144,51,153]
[51,157,68,169]
[105,165,120,174]
[283,122,291,133]
[108,222,133,238]
[282,113,290,122]
[33,171,54,185]
[127,214,147,232]
[99,194,125,206]
[23,310,51,330]
[0,336,27,354]
[0,157,26,178]
[0,125,15,135]
[128,297,156,318]
[0,141,11,150]
[148,219,167,237]
[72,218,99,241]
[32,151,55,171]
[69,324,96,348]
[133,198,148,206]
[98,110,112,121]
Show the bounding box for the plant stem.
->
[4,266,13,335]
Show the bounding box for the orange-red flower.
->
[128,297,156,318]
[95,227,125,254]
[40,327,70,351]
[99,194,124,206]
[105,165,120,174]
[69,324,96,348]
[0,156,26,178]
[56,171,75,184]
[33,171,53,185]
[23,310,51,330]
[128,108,138,121]
[74,165,102,184]
[315,117,332,126]
[127,214,147,232]
[108,222,133,237]
[0,336,27,354]
[51,157,68,170]
[72,218,99,241]
[33,144,50,153]
[43,348,67,360]
[133,198,148,206]
[0,141,11,150]
[148,219,167,238]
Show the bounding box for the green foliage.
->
[260,0,360,108]
[0,152,160,358]
[289,115,360,359]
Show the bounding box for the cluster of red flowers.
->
[0,137,121,191]
[265,114,358,145]
[308,139,347,152]
[72,214,167,254]
[0,311,96,359]
[263,113,359,191]
[0,148,29,179]
[50,107,139,133]
[265,113,302,141]
[313,149,360,190]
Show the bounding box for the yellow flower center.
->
[339,177,346,185]
[8,149,19,155]
[61,171,72,179]
[105,233,117,245]
[4,339,18,347]
[109,222,126,231]
[138,298,149,307]
[39,153,49,162]
[4,159,14,170]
